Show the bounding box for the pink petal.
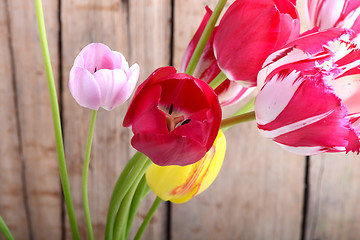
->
[73,43,112,74]
[273,13,300,50]
[93,69,127,110]
[333,74,360,117]
[282,28,353,54]
[214,0,282,86]
[216,81,254,106]
[69,67,101,110]
[101,50,130,71]
[256,71,360,154]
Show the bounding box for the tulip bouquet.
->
[1,0,360,239]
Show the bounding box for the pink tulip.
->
[300,0,360,33]
[213,0,300,87]
[255,28,360,155]
[123,66,222,166]
[181,6,253,106]
[69,43,139,110]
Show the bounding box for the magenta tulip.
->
[123,66,222,166]
[255,28,360,155]
[69,43,139,110]
[181,6,253,106]
[214,0,300,87]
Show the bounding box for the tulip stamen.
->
[165,113,185,132]
[94,67,97,72]
[181,119,191,125]
[169,102,174,115]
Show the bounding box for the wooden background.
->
[0,0,359,239]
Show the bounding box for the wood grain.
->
[171,123,305,240]
[1,0,62,239]
[172,1,305,239]
[306,153,360,240]
[61,0,170,238]
[0,0,30,238]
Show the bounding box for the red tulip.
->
[123,67,222,166]
[214,0,300,87]
[181,7,253,106]
[255,28,360,155]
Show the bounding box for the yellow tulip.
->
[145,131,226,203]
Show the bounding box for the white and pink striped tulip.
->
[255,28,360,155]
[298,0,360,33]
[181,7,253,106]
[69,43,139,111]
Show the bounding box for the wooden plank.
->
[171,123,305,240]
[172,1,305,239]
[61,0,170,238]
[0,0,30,239]
[2,0,62,239]
[306,153,360,240]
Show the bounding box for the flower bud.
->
[69,43,139,110]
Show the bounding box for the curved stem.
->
[220,111,256,130]
[133,197,163,240]
[82,110,97,240]
[125,176,151,239]
[113,162,151,240]
[0,216,14,240]
[34,0,80,239]
[185,0,228,75]
[105,152,150,240]
[209,71,227,89]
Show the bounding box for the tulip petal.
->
[69,67,101,110]
[256,71,360,154]
[123,66,221,166]
[214,0,282,86]
[132,132,207,166]
[145,131,226,203]
[73,43,112,74]
[93,69,127,110]
[101,50,129,71]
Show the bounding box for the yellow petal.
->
[146,130,226,203]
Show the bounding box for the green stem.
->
[185,0,228,75]
[233,97,255,116]
[82,110,97,240]
[0,216,14,240]
[133,197,163,240]
[220,111,256,130]
[209,71,227,90]
[113,162,151,240]
[105,152,150,240]
[125,176,151,239]
[34,1,80,239]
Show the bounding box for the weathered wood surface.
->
[1,0,62,239]
[0,0,360,240]
[0,0,30,239]
[172,1,305,239]
[306,153,360,240]
[61,0,170,239]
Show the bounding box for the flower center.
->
[164,103,191,132]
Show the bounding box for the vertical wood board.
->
[172,1,305,239]
[2,0,62,239]
[61,0,171,238]
[306,153,360,240]
[0,0,30,238]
